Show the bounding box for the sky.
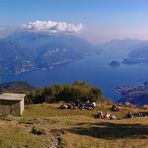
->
[0,0,148,44]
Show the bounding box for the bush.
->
[25,81,105,104]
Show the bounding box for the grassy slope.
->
[0,103,147,148]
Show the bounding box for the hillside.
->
[116,82,148,106]
[0,81,35,93]
[0,103,147,147]
[0,40,34,73]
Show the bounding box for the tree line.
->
[25,81,105,104]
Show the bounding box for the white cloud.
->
[21,20,83,33]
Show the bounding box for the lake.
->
[0,52,148,102]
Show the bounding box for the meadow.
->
[0,103,147,148]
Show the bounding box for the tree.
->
[25,81,104,104]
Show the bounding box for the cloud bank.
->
[21,20,83,33]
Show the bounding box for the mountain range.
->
[100,39,148,65]
[0,31,97,73]
[99,39,142,57]
[1,31,148,74]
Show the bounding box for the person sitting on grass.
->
[80,104,85,111]
[104,112,111,119]
[84,100,92,110]
[138,112,144,117]
[59,104,68,109]
[110,114,116,120]
[92,101,96,109]
[127,112,133,118]
[110,105,121,112]
[86,100,90,107]
[96,111,104,118]
[75,100,80,107]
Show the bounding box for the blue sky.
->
[0,0,148,43]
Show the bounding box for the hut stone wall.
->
[0,93,25,116]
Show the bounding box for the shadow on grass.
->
[68,121,148,140]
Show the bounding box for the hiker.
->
[84,101,91,110]
[59,104,68,109]
[96,111,103,118]
[100,111,104,118]
[80,104,85,111]
[110,105,121,112]
[138,113,143,117]
[110,114,116,120]
[75,100,80,107]
[71,102,77,109]
[86,100,90,107]
[67,103,73,109]
[105,112,111,119]
[96,111,100,118]
[127,112,133,118]
[92,101,96,109]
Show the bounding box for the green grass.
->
[0,103,148,148]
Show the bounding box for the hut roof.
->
[0,93,25,101]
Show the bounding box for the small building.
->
[0,93,25,116]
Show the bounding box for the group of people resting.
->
[127,112,146,118]
[96,111,117,120]
[96,111,146,120]
[59,101,96,110]
[59,101,147,120]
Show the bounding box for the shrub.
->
[25,81,105,104]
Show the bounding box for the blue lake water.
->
[0,53,148,102]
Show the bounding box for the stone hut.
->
[0,93,25,116]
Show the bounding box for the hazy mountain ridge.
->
[99,39,142,57]
[129,46,148,62]
[100,39,148,65]
[0,31,97,73]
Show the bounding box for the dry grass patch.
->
[0,103,147,148]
